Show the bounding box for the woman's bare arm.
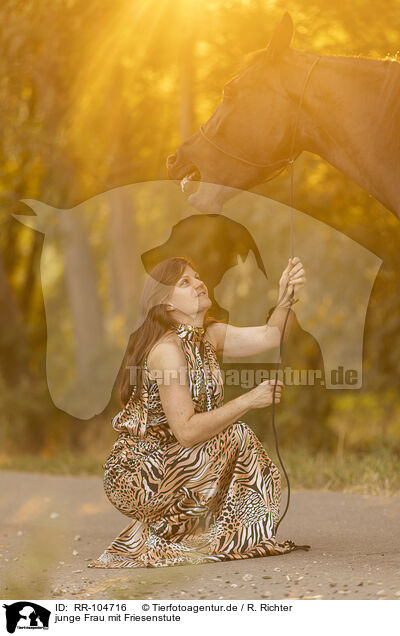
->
[147,340,282,448]
[206,320,288,358]
[206,257,305,357]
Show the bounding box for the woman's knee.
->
[230,420,253,443]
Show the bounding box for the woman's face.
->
[168,265,211,317]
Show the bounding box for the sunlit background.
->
[1,0,399,485]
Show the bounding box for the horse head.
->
[167,12,305,213]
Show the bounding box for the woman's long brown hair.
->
[120,256,216,406]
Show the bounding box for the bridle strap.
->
[199,55,321,173]
[199,126,294,169]
[287,55,321,163]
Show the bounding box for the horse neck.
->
[284,50,400,213]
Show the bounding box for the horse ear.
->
[13,199,59,234]
[266,12,294,61]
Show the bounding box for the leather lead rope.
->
[272,158,295,533]
[199,57,321,533]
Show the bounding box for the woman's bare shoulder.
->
[147,332,185,370]
[205,321,227,351]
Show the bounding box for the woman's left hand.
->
[277,257,306,307]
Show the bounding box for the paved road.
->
[1,471,399,600]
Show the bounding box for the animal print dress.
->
[88,323,309,568]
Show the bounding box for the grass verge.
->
[0,446,399,495]
[269,445,400,496]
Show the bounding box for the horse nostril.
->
[167,153,177,167]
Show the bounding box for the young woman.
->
[88,255,308,568]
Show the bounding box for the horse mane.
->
[229,48,267,79]
[327,54,400,147]
[242,48,267,69]
[235,47,400,144]
[375,58,400,146]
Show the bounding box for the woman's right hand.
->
[248,379,283,409]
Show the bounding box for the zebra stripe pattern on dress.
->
[88,322,310,568]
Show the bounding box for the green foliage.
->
[327,390,400,456]
[0,371,50,453]
[272,444,400,495]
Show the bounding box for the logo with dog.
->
[3,602,51,633]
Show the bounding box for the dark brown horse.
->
[167,13,400,218]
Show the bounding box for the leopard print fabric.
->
[88,323,309,568]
